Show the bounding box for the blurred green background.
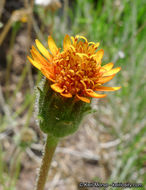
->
[0,0,145,189]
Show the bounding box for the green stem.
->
[35,134,58,190]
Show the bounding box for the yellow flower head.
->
[28,35,121,103]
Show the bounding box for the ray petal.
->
[35,39,51,60]
[95,49,104,63]
[95,86,121,91]
[48,36,58,55]
[61,92,72,98]
[51,83,64,93]
[101,62,114,71]
[76,94,90,103]
[86,89,107,98]
[97,74,115,84]
[31,46,50,66]
[41,68,55,82]
[27,56,41,70]
[63,34,71,50]
[102,67,121,76]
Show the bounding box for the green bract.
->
[36,78,91,138]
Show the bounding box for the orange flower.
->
[28,35,121,103]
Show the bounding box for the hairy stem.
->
[35,134,58,190]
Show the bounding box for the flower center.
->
[53,46,101,95]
